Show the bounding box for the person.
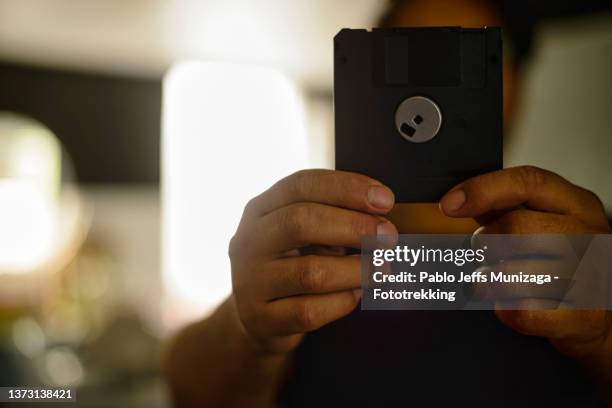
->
[163,0,612,406]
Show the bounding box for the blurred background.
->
[0,0,610,406]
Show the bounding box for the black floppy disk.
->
[334,27,502,202]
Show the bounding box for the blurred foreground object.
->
[162,62,308,325]
[506,14,612,213]
[0,112,87,307]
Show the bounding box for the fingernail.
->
[368,186,394,209]
[353,289,362,302]
[377,221,396,237]
[440,189,466,213]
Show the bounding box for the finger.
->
[256,291,359,336]
[439,166,606,227]
[245,169,395,217]
[494,308,608,346]
[472,260,575,301]
[477,209,594,235]
[474,225,567,264]
[281,246,346,258]
[258,255,361,299]
[253,202,397,254]
[299,245,346,256]
[473,214,598,273]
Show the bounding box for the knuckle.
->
[580,187,605,211]
[243,196,259,214]
[349,214,375,236]
[514,165,547,195]
[295,301,317,331]
[228,234,242,260]
[290,169,316,197]
[282,204,312,237]
[298,256,324,292]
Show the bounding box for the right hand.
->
[229,169,397,354]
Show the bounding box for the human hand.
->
[229,170,397,355]
[439,166,611,359]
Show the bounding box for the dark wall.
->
[0,61,161,184]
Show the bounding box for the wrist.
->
[163,296,292,407]
[226,294,302,358]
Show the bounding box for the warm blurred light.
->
[0,113,61,273]
[44,347,84,386]
[0,179,57,272]
[162,61,308,323]
[12,316,46,358]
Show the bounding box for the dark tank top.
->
[278,308,602,407]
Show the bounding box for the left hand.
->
[439,165,611,359]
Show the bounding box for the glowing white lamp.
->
[0,113,60,273]
[162,61,309,323]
